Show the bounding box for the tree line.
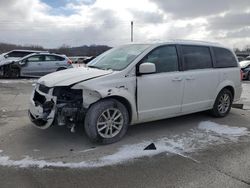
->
[0,43,111,57]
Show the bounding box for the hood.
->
[38,67,113,87]
[0,57,21,66]
[239,60,250,69]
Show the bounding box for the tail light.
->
[240,70,243,80]
[67,59,72,65]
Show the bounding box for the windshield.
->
[88,44,150,71]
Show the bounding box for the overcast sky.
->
[1,0,250,48]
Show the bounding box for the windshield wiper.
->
[87,65,104,70]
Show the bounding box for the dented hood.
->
[38,67,113,87]
[0,57,21,66]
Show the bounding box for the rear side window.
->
[213,47,237,68]
[182,45,212,70]
[45,55,65,61]
[27,55,45,62]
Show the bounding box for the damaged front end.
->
[29,84,84,131]
[0,62,20,78]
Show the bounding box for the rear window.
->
[182,45,212,70]
[213,47,238,68]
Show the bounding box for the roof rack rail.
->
[169,39,221,45]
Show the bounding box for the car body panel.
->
[37,67,113,87]
[137,71,184,121]
[18,53,71,77]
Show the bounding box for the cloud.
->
[152,0,250,19]
[209,12,250,30]
[0,0,250,49]
[129,10,165,24]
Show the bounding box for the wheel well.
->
[105,96,132,123]
[223,86,235,100]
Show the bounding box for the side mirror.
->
[19,60,27,65]
[139,62,156,74]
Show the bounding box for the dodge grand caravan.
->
[29,40,242,144]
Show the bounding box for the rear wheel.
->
[211,89,233,117]
[84,99,129,144]
[248,72,250,80]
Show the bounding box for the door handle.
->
[172,77,183,81]
[186,76,195,80]
[38,63,41,65]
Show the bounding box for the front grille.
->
[39,84,50,94]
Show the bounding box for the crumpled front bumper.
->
[28,85,57,129]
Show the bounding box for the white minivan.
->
[29,40,242,144]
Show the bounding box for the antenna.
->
[131,21,133,42]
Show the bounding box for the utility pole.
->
[131,21,133,42]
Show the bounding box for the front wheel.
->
[84,99,129,144]
[211,89,233,117]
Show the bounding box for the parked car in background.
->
[240,60,250,80]
[69,56,86,64]
[29,40,242,144]
[0,52,72,78]
[69,56,95,65]
[244,56,250,60]
[237,56,245,62]
[0,49,47,66]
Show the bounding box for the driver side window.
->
[142,46,179,73]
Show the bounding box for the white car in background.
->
[0,49,46,66]
[29,40,242,144]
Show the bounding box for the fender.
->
[71,85,138,123]
[214,80,235,103]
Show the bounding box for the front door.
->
[21,55,45,77]
[137,45,184,122]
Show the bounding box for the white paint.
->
[0,121,248,169]
[72,64,86,68]
[37,67,112,87]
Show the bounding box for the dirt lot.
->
[0,79,250,188]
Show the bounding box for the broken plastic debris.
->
[144,143,156,150]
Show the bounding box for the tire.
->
[84,99,129,144]
[248,72,250,81]
[210,89,233,117]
